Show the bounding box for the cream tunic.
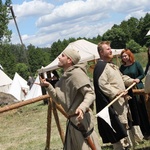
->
[46,63,101,150]
[98,63,134,124]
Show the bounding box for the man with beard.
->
[93,41,139,150]
[39,48,101,150]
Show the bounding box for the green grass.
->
[0,102,65,150]
[0,101,150,150]
[134,52,148,68]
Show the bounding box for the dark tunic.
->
[93,61,127,144]
[120,61,150,136]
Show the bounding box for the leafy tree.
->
[88,35,102,45]
[145,37,150,47]
[27,44,50,75]
[95,35,102,44]
[50,39,68,62]
[0,0,12,43]
[0,44,16,78]
[120,17,139,42]
[126,39,141,53]
[138,13,150,46]
[50,40,62,62]
[10,44,28,63]
[15,63,29,80]
[68,37,76,43]
[102,27,128,48]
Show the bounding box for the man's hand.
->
[133,78,140,83]
[116,90,128,97]
[75,108,84,121]
[35,76,50,87]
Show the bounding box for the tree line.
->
[0,0,150,80]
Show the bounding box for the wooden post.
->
[0,95,68,117]
[132,89,145,95]
[96,82,136,117]
[52,102,65,144]
[0,95,50,113]
[0,94,68,150]
[45,98,52,150]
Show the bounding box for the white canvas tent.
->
[8,72,29,101]
[25,75,42,100]
[0,69,12,93]
[146,30,150,36]
[38,39,123,73]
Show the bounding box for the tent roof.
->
[25,75,42,100]
[38,39,123,73]
[0,69,12,86]
[146,30,150,36]
[8,72,29,101]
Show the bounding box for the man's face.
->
[100,44,113,61]
[58,53,71,68]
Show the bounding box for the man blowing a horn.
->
[39,48,101,150]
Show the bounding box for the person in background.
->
[93,41,139,150]
[120,49,150,141]
[144,46,150,123]
[27,76,34,89]
[46,70,59,88]
[145,46,150,75]
[38,48,101,150]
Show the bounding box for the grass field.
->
[0,101,66,150]
[0,100,150,150]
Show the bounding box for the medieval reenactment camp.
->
[0,0,150,150]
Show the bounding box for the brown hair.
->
[120,49,135,64]
[97,41,111,54]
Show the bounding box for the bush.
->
[126,39,142,53]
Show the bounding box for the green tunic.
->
[120,61,144,89]
[120,61,150,136]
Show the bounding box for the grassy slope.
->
[0,52,150,150]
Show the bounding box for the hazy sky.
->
[6,0,150,47]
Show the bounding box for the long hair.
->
[120,49,135,65]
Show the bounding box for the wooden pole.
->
[0,95,49,113]
[132,89,145,95]
[45,99,52,150]
[105,82,136,109]
[96,82,136,116]
[52,102,65,144]
[0,95,68,117]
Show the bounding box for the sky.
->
[4,0,150,48]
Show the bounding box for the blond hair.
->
[97,41,111,54]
